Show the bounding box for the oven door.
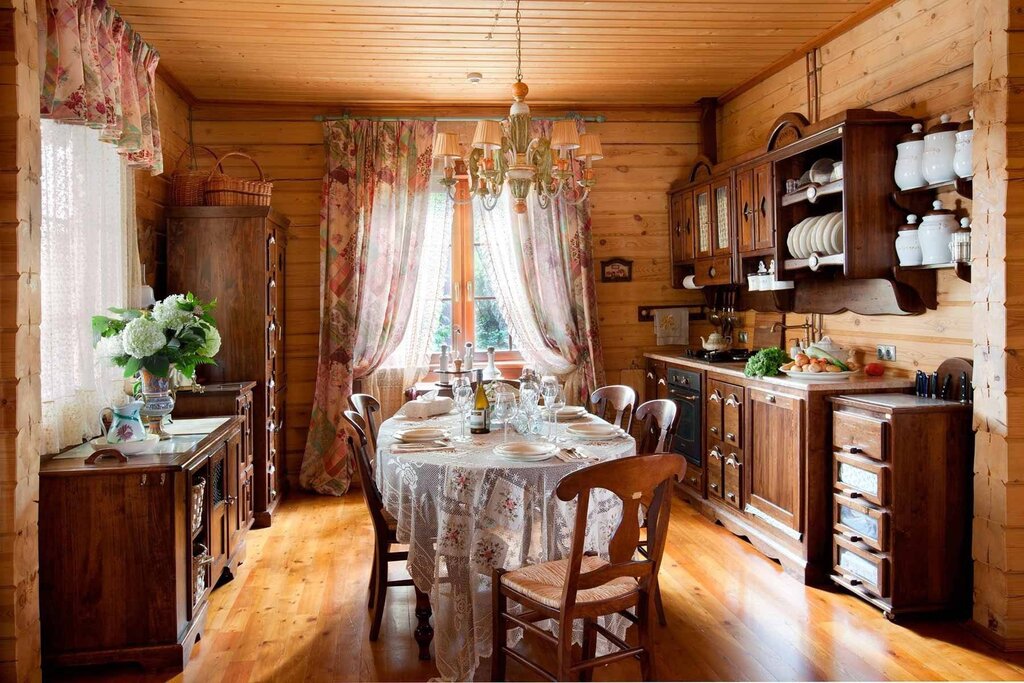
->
[668,385,701,466]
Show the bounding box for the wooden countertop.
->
[644,351,914,393]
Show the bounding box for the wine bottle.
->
[470,369,490,434]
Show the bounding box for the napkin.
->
[390,443,454,454]
[398,396,454,420]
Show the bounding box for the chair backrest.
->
[589,385,638,433]
[341,410,390,538]
[635,399,678,454]
[348,394,381,454]
[554,453,686,609]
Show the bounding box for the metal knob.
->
[849,535,863,543]
[766,394,776,403]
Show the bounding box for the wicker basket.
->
[169,146,219,207]
[204,152,273,207]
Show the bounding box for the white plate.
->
[570,429,627,441]
[566,423,618,437]
[786,219,801,259]
[830,216,844,254]
[782,368,859,382]
[793,216,812,258]
[89,434,160,455]
[395,427,449,443]
[801,215,823,257]
[494,442,557,461]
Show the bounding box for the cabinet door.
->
[694,184,713,259]
[227,431,246,551]
[711,177,732,256]
[706,383,723,440]
[707,442,725,500]
[745,388,804,532]
[722,386,744,448]
[753,162,775,250]
[724,449,743,510]
[736,169,755,253]
[669,191,695,265]
[644,360,666,402]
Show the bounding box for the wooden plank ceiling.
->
[113,0,876,106]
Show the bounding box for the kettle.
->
[700,332,732,352]
[99,400,147,444]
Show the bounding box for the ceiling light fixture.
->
[433,0,602,213]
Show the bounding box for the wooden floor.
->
[57,492,1024,682]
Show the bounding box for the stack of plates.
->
[786,212,844,259]
[545,406,589,421]
[394,427,449,443]
[565,423,623,441]
[494,441,557,462]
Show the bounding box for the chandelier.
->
[431,0,603,214]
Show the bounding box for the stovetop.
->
[684,348,755,363]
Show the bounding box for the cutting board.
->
[751,312,785,350]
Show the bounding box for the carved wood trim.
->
[765,112,811,152]
[688,155,715,183]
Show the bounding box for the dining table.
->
[375,406,637,682]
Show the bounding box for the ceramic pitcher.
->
[99,400,147,444]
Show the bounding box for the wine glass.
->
[493,393,517,443]
[541,377,559,440]
[452,380,473,443]
[549,385,566,442]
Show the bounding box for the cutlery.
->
[959,371,971,404]
[941,374,953,401]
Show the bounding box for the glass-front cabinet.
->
[694,183,713,259]
[711,177,732,255]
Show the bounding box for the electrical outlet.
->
[738,331,749,344]
[876,344,896,361]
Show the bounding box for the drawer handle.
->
[725,455,740,468]
[658,378,666,386]
[766,394,776,403]
[709,391,721,402]
[709,483,719,490]
[849,579,862,586]
[646,372,654,380]
[725,395,740,407]
[849,535,863,543]
[842,445,864,454]
[725,432,735,441]
[687,476,698,485]
[710,426,719,434]
[709,448,722,460]
[848,491,861,499]
[708,266,717,277]
[727,492,736,500]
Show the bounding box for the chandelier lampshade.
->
[433,132,462,159]
[472,120,504,151]
[550,119,581,151]
[577,133,604,161]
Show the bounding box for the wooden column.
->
[970,0,1024,649]
[0,0,41,679]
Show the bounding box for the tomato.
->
[864,362,885,377]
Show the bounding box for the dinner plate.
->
[786,218,802,259]
[394,427,449,443]
[798,215,820,258]
[494,441,557,461]
[810,217,825,254]
[569,429,627,441]
[566,423,618,437]
[819,213,840,254]
[830,216,844,254]
[782,368,859,382]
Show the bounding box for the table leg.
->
[414,587,433,660]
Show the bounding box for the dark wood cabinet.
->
[752,162,775,250]
[669,189,695,277]
[711,176,732,256]
[174,381,256,577]
[168,206,289,528]
[644,358,667,402]
[694,183,713,259]
[736,168,756,253]
[829,394,973,619]
[40,418,244,673]
[745,386,803,533]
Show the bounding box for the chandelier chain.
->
[514,0,523,82]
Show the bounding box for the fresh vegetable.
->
[744,347,792,378]
[864,362,885,377]
[806,345,850,371]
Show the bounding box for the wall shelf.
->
[895,261,971,283]
[780,179,844,207]
[891,177,973,212]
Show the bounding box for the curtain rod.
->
[313,113,606,123]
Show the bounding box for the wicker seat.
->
[501,556,638,610]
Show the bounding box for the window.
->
[38,120,136,453]
[430,178,520,362]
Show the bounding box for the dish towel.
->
[396,397,455,419]
[654,307,689,346]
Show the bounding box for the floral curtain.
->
[300,119,439,496]
[477,119,606,405]
[39,0,163,174]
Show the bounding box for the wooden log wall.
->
[0,0,40,679]
[189,103,704,485]
[718,0,974,377]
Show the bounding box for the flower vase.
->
[139,368,175,439]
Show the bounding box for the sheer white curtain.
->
[474,188,575,377]
[39,120,139,453]
[365,189,453,418]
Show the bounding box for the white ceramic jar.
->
[953,110,974,179]
[922,114,959,184]
[894,123,926,190]
[895,214,922,267]
[918,201,957,265]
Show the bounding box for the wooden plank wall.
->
[136,74,190,294]
[718,0,974,376]
[0,0,40,679]
[189,104,703,485]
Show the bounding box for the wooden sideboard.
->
[40,417,244,672]
[645,352,913,583]
[829,394,973,619]
[167,206,288,527]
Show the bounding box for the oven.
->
[666,367,702,467]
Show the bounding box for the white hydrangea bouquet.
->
[91,292,221,379]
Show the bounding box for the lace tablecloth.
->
[376,410,637,681]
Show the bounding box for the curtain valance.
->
[40,0,164,174]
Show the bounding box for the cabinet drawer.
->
[833,451,889,507]
[722,387,743,448]
[679,465,704,496]
[834,535,889,597]
[707,442,725,500]
[706,385,723,440]
[747,387,800,411]
[833,410,888,462]
[693,256,732,286]
[834,494,889,552]
[723,449,742,510]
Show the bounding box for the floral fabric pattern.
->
[40,0,163,174]
[300,119,437,495]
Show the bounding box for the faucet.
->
[770,314,824,349]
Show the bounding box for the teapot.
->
[99,400,147,444]
[700,332,732,352]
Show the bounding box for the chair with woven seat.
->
[348,393,382,456]
[491,453,686,682]
[342,409,414,641]
[589,385,638,433]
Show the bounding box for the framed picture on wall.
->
[600,258,633,283]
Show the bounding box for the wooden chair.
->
[634,399,678,455]
[491,453,686,682]
[589,385,638,433]
[348,393,381,455]
[341,410,414,641]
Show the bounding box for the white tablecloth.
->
[376,410,637,681]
